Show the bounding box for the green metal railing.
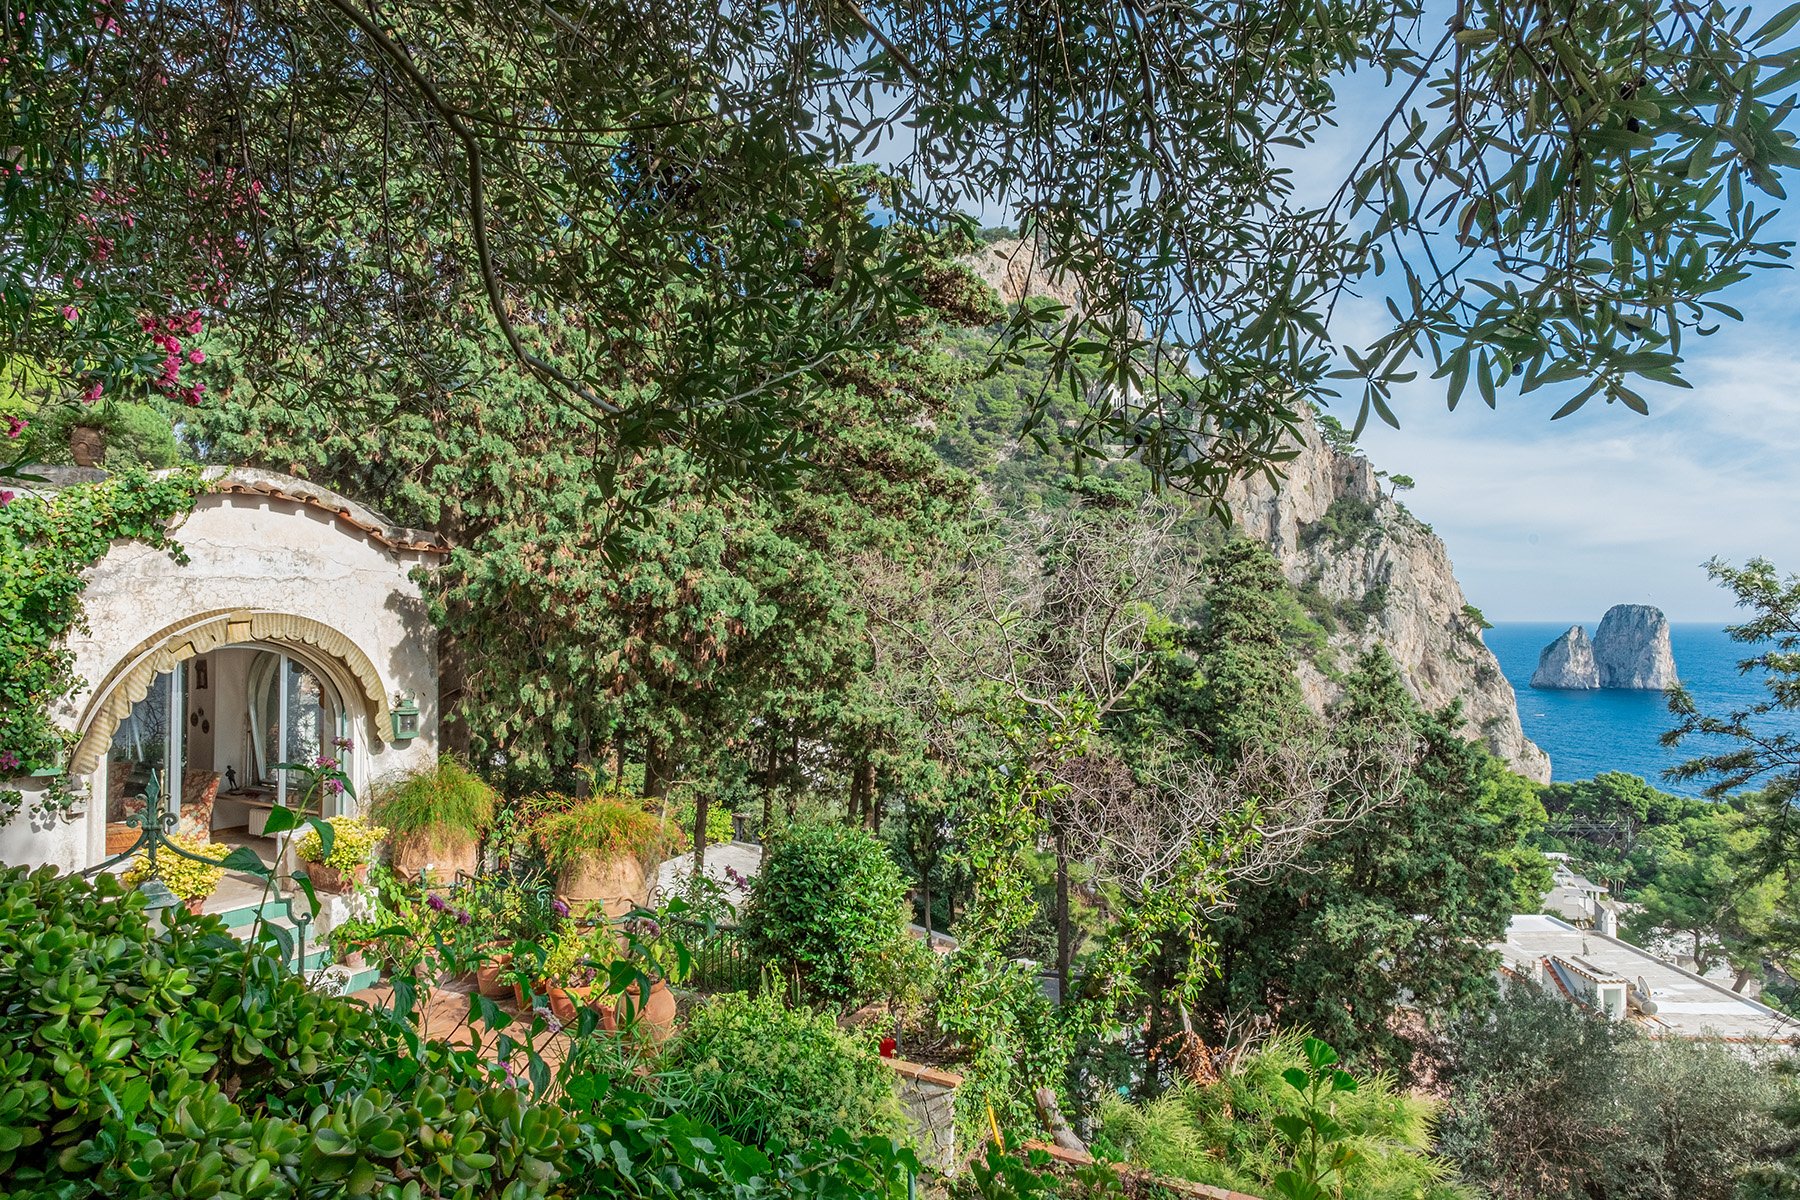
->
[83,768,313,969]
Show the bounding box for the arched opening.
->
[85,612,388,865]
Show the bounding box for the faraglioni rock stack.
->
[1531,625,1600,689]
[1530,604,1678,690]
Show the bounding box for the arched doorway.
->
[81,611,392,865]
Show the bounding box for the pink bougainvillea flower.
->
[0,752,18,772]
[81,382,103,403]
[187,349,204,364]
[0,490,14,506]
[5,416,25,439]
[60,305,78,321]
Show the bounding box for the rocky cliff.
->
[962,237,1551,780]
[1593,605,1678,689]
[1225,416,1552,782]
[1531,626,1601,689]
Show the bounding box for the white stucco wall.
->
[0,477,445,873]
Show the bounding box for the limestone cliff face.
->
[1531,626,1601,690]
[1224,415,1552,782]
[1592,605,1678,689]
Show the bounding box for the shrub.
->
[1438,979,1785,1200]
[369,755,499,854]
[656,991,906,1148]
[118,830,231,901]
[0,865,923,1200]
[533,791,677,870]
[1091,1030,1469,1200]
[295,814,386,869]
[744,820,911,1005]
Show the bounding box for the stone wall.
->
[883,1057,962,1176]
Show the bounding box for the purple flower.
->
[312,754,338,770]
[427,893,447,912]
[456,909,471,925]
[324,778,344,795]
[0,751,18,773]
[551,898,569,918]
[332,736,354,751]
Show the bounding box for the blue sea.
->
[1487,623,1796,794]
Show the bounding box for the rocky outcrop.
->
[1224,415,1552,782]
[1592,605,1678,689]
[1531,626,1601,689]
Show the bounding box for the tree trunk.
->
[1055,829,1072,997]
[1733,965,1756,993]
[921,876,934,939]
[645,742,673,800]
[691,790,711,887]
[611,727,628,789]
[848,752,870,826]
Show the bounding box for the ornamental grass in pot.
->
[120,831,231,913]
[370,756,498,882]
[295,815,387,894]
[532,793,675,919]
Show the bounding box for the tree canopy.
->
[7,0,1800,500]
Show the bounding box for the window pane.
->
[283,659,335,810]
[107,671,173,822]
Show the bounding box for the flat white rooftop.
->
[1500,914,1798,1043]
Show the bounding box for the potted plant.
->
[328,916,383,969]
[370,757,498,882]
[536,931,613,1025]
[295,815,387,894]
[120,832,231,913]
[532,793,676,919]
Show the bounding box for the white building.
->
[1499,914,1797,1044]
[1,467,448,875]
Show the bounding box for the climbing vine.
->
[0,468,205,821]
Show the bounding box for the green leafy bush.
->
[1438,979,1785,1200]
[0,864,922,1199]
[1091,1030,1469,1200]
[118,830,231,901]
[655,990,906,1149]
[744,820,911,1004]
[369,754,498,853]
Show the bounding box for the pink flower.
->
[0,490,13,506]
[81,382,103,403]
[0,752,18,771]
[60,305,78,322]
[187,349,204,364]
[5,416,25,439]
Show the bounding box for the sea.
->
[1486,622,1797,795]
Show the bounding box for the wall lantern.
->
[390,694,421,742]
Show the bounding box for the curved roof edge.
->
[24,464,451,555]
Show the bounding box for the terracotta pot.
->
[69,423,106,468]
[184,896,205,915]
[514,980,528,1010]
[586,991,620,1032]
[476,951,514,999]
[615,980,677,1043]
[546,982,593,1026]
[105,822,139,856]
[305,860,367,895]
[389,833,479,883]
[337,945,369,970]
[555,853,648,920]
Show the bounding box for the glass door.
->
[106,666,186,824]
[248,650,341,816]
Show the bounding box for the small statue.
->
[224,766,237,791]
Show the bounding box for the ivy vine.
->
[0,468,205,822]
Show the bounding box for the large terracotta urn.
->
[69,424,106,467]
[389,833,479,884]
[556,853,648,920]
[614,980,678,1043]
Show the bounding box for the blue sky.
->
[1305,72,1800,624]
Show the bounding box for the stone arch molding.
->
[70,608,393,776]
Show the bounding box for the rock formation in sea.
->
[1592,604,1678,689]
[1531,625,1601,689]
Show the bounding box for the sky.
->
[1291,68,1800,625]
